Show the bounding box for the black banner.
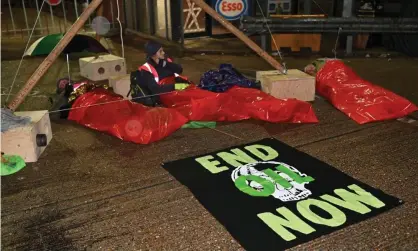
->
[163,138,403,251]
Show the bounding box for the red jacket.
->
[138,58,189,85]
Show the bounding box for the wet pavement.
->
[1,35,418,250]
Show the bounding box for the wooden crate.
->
[79,54,127,81]
[261,69,315,102]
[1,110,52,163]
[109,74,132,100]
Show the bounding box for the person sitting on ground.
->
[129,41,190,106]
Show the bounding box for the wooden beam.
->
[190,0,286,74]
[7,0,104,112]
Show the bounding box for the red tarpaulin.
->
[161,86,318,123]
[68,86,318,144]
[68,89,188,144]
[316,60,417,124]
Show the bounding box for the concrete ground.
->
[1,35,418,250]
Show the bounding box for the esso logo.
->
[215,0,247,21]
[46,0,62,6]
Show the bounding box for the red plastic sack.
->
[68,86,318,145]
[316,60,417,124]
[161,85,318,123]
[160,86,250,121]
[68,88,188,144]
[225,87,318,123]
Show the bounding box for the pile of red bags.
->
[68,86,318,144]
[316,60,417,124]
[161,86,318,123]
[68,59,417,144]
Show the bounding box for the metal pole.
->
[239,17,418,33]
[8,0,17,35]
[191,0,285,73]
[242,16,418,24]
[7,0,104,112]
[22,0,30,35]
[342,0,354,55]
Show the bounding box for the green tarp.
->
[181,121,216,129]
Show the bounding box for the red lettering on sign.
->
[221,1,244,12]
[232,3,238,10]
[222,2,228,11]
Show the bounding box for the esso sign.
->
[215,0,247,21]
[46,0,62,6]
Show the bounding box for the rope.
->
[66,54,71,83]
[6,0,46,103]
[49,90,173,113]
[311,0,327,15]
[116,0,124,59]
[255,0,285,67]
[1,94,48,98]
[333,27,343,58]
[303,0,342,58]
[209,128,244,140]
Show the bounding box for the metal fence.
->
[2,0,119,38]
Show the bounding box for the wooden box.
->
[1,110,52,163]
[260,69,315,102]
[109,74,132,100]
[79,54,126,81]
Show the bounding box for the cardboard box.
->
[109,74,132,100]
[79,54,126,81]
[260,69,315,102]
[1,110,52,163]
